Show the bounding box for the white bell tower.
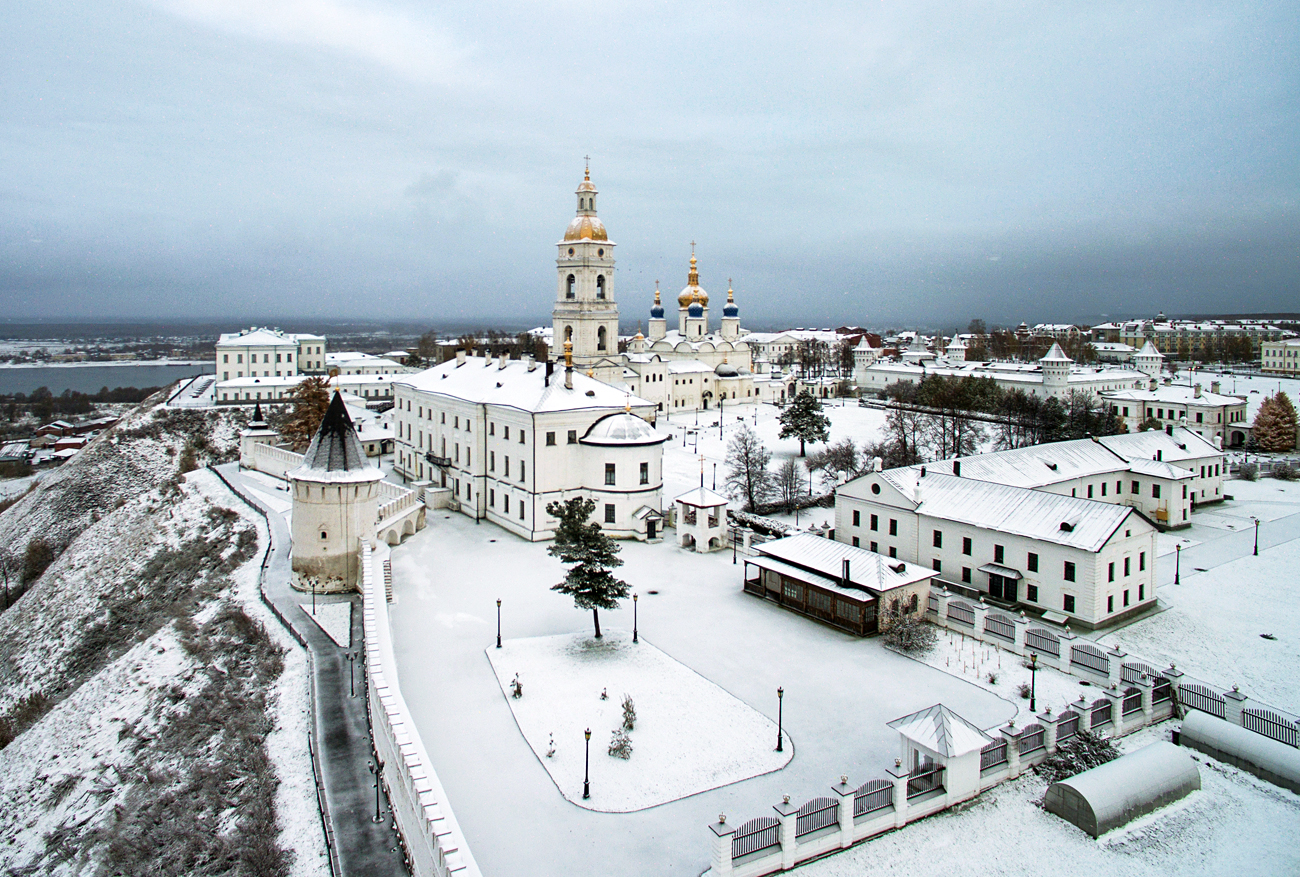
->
[552,160,620,367]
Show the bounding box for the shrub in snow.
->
[881,607,937,655]
[621,694,636,731]
[546,733,556,758]
[1033,731,1119,785]
[1274,462,1298,482]
[511,674,523,699]
[21,536,55,586]
[608,727,633,759]
[986,672,998,685]
[1238,462,1259,481]
[1017,682,1032,699]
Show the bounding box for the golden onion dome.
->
[564,215,608,241]
[677,252,708,307]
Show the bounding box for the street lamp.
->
[1029,652,1039,712]
[583,728,592,799]
[1253,517,1260,556]
[496,598,502,648]
[1174,544,1181,584]
[632,593,639,643]
[776,687,785,752]
[713,463,717,491]
[347,651,356,697]
[369,761,383,823]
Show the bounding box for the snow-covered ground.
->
[486,630,790,812]
[1097,478,1300,713]
[299,601,351,648]
[0,473,40,499]
[388,510,1012,877]
[796,723,1300,877]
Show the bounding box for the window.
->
[932,559,941,572]
[852,536,860,547]
[1123,589,1130,607]
[888,547,897,558]
[870,514,878,531]
[503,426,509,440]
[566,274,576,298]
[993,544,1004,564]
[962,567,971,583]
[640,462,649,485]
[1108,595,1114,613]
[504,457,509,477]
[1027,552,1038,572]
[1026,584,1038,602]
[1102,482,1107,497]
[1152,484,1161,499]
[520,430,526,445]
[1131,480,1140,494]
[605,463,616,485]
[1064,561,1076,582]
[933,530,942,548]
[567,430,577,444]
[489,422,495,435]
[604,503,615,524]
[503,496,509,513]
[889,519,898,537]
[852,510,860,527]
[1108,562,1115,582]
[1116,480,1122,494]
[222,354,228,363]
[1124,557,1130,576]
[596,275,606,299]
[1087,485,1093,498]
[962,537,972,556]
[546,431,556,446]
[320,530,327,540]
[520,502,525,521]
[454,417,459,429]
[489,451,495,471]
[520,462,526,482]
[1139,584,1145,601]
[870,541,878,553]
[1139,551,1146,571]
[1063,594,1076,613]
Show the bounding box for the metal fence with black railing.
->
[853,779,893,817]
[795,797,840,838]
[906,766,944,799]
[732,816,781,860]
[980,739,1008,771]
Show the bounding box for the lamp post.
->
[348,651,356,697]
[632,593,639,643]
[1174,544,1181,584]
[1253,517,1260,556]
[776,687,785,752]
[311,576,316,615]
[583,728,592,799]
[369,762,383,823]
[1029,652,1038,712]
[496,598,502,648]
[713,463,717,491]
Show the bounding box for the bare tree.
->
[724,424,773,511]
[772,458,804,513]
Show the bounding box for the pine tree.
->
[724,424,773,511]
[545,497,629,639]
[778,390,831,457]
[1253,393,1298,452]
[280,377,332,450]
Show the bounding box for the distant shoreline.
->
[0,360,211,370]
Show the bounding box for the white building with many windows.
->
[1102,381,1250,447]
[390,345,667,541]
[215,327,326,380]
[1261,337,1300,376]
[834,468,1159,629]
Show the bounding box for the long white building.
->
[216,327,326,380]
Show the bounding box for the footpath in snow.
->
[487,629,790,812]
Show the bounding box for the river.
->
[0,362,214,396]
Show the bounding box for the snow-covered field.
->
[300,601,351,648]
[487,630,790,812]
[796,723,1300,877]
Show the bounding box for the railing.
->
[906,766,944,799]
[984,611,1015,642]
[1243,709,1299,748]
[1179,682,1227,719]
[1057,711,1080,741]
[1123,689,1144,716]
[1091,699,1113,728]
[853,779,892,817]
[732,816,780,860]
[378,488,419,523]
[795,797,839,838]
[1025,627,1060,657]
[1070,643,1110,677]
[1019,724,1045,754]
[980,739,1008,771]
[947,600,974,627]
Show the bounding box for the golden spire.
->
[563,339,573,368]
[727,279,735,303]
[654,280,661,305]
[624,393,632,413]
[688,242,699,287]
[584,154,590,181]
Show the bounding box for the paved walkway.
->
[212,464,404,877]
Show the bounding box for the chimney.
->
[1149,378,1157,391]
[564,340,574,390]
[525,354,536,371]
[1210,380,1220,394]
[1194,383,1202,398]
[842,558,851,588]
[920,466,926,478]
[544,359,553,386]
[953,460,961,477]
[455,349,466,366]
[1165,425,1173,436]
[1156,450,1163,461]
[498,352,508,369]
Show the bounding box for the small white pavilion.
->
[886,704,994,804]
[674,486,729,552]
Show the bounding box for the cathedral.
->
[550,166,782,411]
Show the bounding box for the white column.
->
[832,777,855,849]
[709,815,734,876]
[774,796,798,871]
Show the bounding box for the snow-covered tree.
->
[778,391,831,457]
[1253,392,1298,452]
[545,496,629,639]
[279,377,332,450]
[724,424,773,511]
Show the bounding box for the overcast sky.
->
[2,1,1297,329]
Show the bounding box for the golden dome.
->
[577,161,597,193]
[564,215,608,241]
[677,252,708,307]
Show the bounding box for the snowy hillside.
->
[0,396,326,876]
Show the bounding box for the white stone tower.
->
[289,393,383,591]
[648,281,667,342]
[1133,339,1164,378]
[1039,342,1073,398]
[677,246,709,339]
[720,280,740,341]
[238,403,279,469]
[552,162,619,367]
[945,336,968,362]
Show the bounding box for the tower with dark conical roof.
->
[288,392,384,590]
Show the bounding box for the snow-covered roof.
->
[395,356,653,414]
[861,471,1140,551]
[580,412,667,446]
[1102,385,1245,407]
[668,361,716,374]
[861,359,1145,385]
[217,327,322,346]
[290,393,383,483]
[1039,342,1072,363]
[1125,458,1195,480]
[745,554,876,603]
[887,704,992,758]
[755,534,936,593]
[674,486,729,507]
[1098,426,1222,463]
[1135,339,1163,357]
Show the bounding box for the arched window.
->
[564,326,573,342]
[596,276,605,299]
[597,326,607,351]
[566,274,576,299]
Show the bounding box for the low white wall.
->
[249,442,305,480]
[362,543,482,877]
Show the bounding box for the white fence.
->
[248,442,306,480]
[362,542,481,877]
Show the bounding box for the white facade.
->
[835,468,1159,629]
[216,327,326,380]
[391,349,667,541]
[551,167,620,369]
[216,373,400,404]
[1102,381,1249,447]
[326,352,415,376]
[1261,338,1300,376]
[674,486,729,552]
